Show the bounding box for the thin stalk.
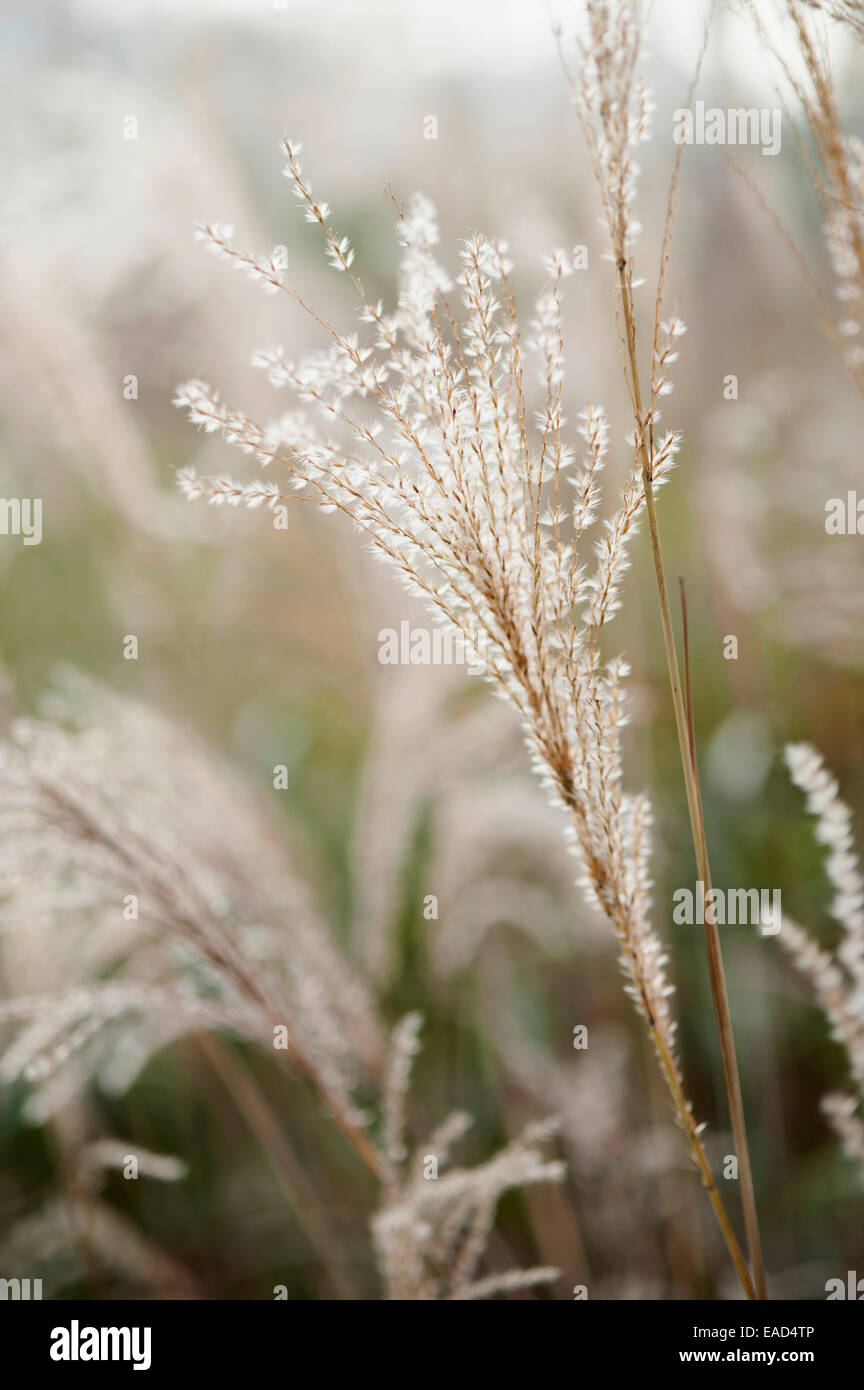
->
[647,1006,756,1301]
[679,578,767,1302]
[606,870,755,1298]
[199,1035,361,1299]
[642,1028,701,1294]
[617,260,766,1299]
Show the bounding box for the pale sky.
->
[65,0,783,84]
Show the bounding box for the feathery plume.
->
[173,17,756,1295]
[372,1015,563,1300]
[783,743,864,1184]
[0,671,382,1165]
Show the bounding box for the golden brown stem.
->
[678,579,767,1300]
[616,263,766,1299]
[199,1035,363,1298]
[648,1011,756,1301]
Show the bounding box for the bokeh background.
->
[1,0,862,1299]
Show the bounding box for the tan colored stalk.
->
[678,578,767,1304]
[199,1035,362,1299]
[617,262,766,1299]
[647,999,756,1300]
[567,794,755,1296]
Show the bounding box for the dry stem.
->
[616,258,766,1298]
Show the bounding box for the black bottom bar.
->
[0,1298,857,1376]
